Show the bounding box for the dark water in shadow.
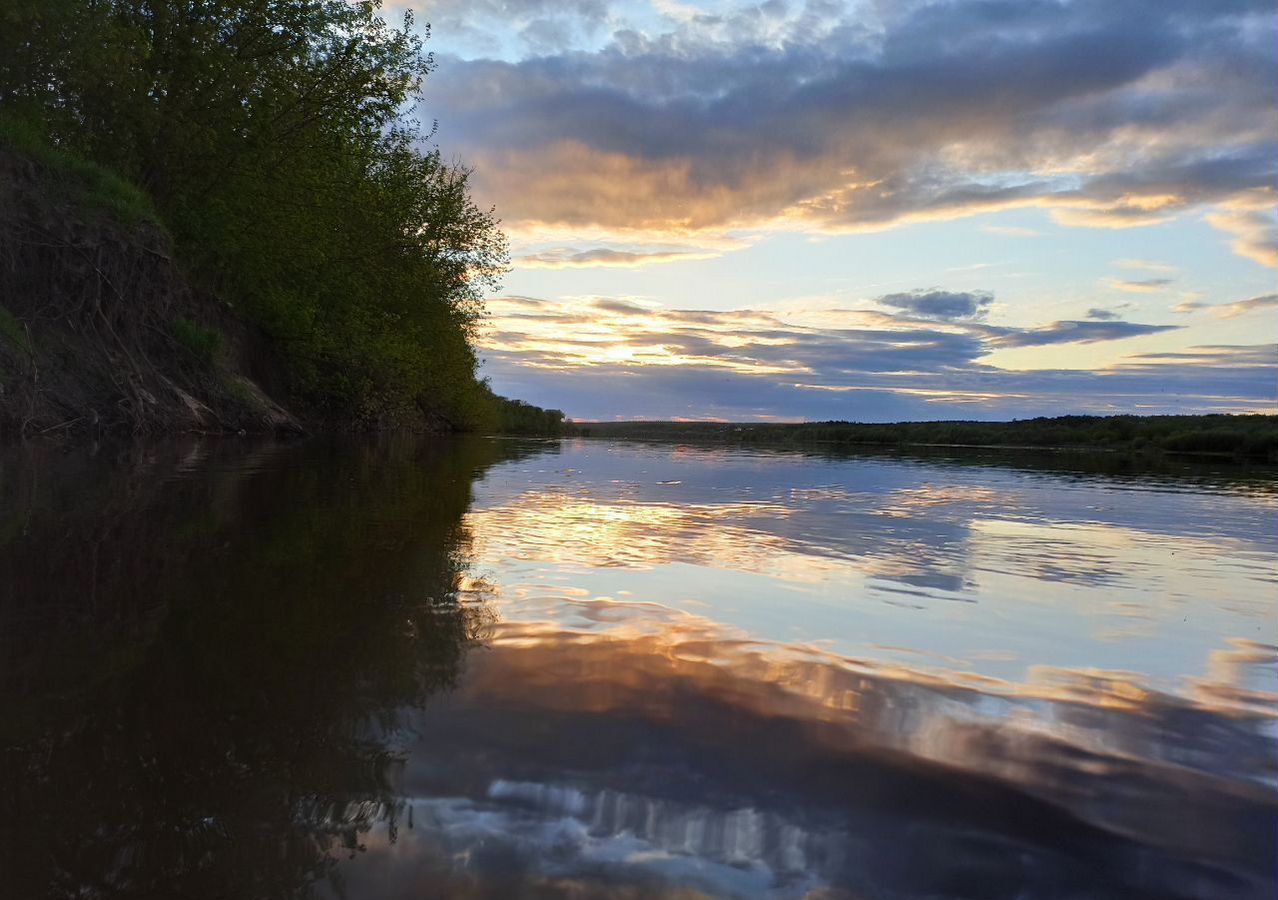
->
[1,436,1274,898]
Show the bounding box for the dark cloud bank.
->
[425,0,1278,248]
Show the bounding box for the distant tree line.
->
[0,0,560,432]
[482,390,566,435]
[572,415,1278,461]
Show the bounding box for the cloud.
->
[1170,292,1278,317]
[411,0,612,55]
[514,246,721,268]
[483,337,1276,422]
[424,0,1278,261]
[981,225,1041,237]
[1105,278,1174,293]
[473,293,1247,421]
[1205,195,1278,267]
[1087,308,1121,320]
[591,297,654,315]
[1119,343,1277,369]
[1210,293,1278,318]
[482,293,1180,376]
[876,290,993,321]
[990,320,1180,348]
[1114,258,1177,273]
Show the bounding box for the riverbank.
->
[0,134,557,441]
[0,141,308,439]
[0,4,555,441]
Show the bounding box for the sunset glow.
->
[405,0,1277,420]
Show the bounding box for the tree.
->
[0,1,514,427]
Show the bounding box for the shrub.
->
[171,318,222,366]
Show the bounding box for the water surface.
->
[2,437,1275,898]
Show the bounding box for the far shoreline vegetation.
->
[567,414,1278,463]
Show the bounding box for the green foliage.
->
[223,375,262,411]
[170,317,222,366]
[463,378,566,434]
[489,391,567,435]
[1164,426,1278,458]
[0,304,27,350]
[1,0,510,427]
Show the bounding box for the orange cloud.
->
[514,246,724,269]
[1205,193,1278,268]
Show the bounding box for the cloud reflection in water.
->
[326,441,1277,899]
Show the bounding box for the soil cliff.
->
[0,148,301,438]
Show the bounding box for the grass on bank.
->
[0,115,161,226]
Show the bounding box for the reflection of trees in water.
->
[0,436,553,899]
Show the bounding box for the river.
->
[2,436,1275,898]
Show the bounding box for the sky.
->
[401,0,1276,421]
